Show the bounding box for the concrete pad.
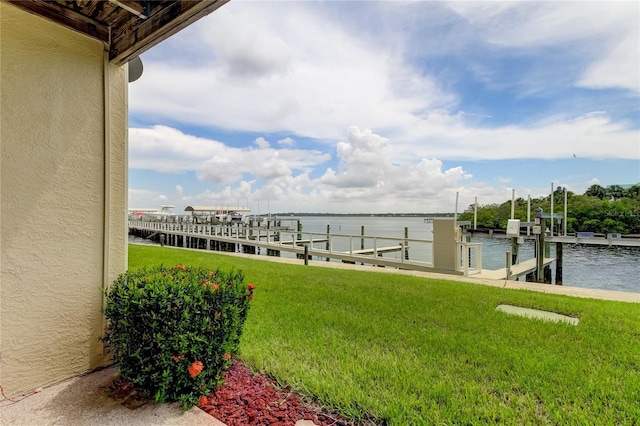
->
[0,367,225,426]
[496,304,579,325]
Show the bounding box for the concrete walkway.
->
[0,367,224,426]
[0,366,325,426]
[197,247,640,303]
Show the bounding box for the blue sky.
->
[128,1,639,214]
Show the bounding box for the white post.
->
[511,189,515,219]
[474,196,477,230]
[550,183,554,237]
[564,187,568,236]
[454,191,459,226]
[527,195,531,236]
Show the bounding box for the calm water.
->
[296,216,640,294]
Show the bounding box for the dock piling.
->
[555,242,563,285]
[404,227,409,260]
[326,224,330,261]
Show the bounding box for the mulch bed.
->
[199,360,353,426]
[107,360,360,426]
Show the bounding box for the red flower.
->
[249,295,254,301]
[247,283,256,290]
[214,311,221,318]
[223,353,231,361]
[172,264,186,270]
[198,395,208,406]
[202,280,220,290]
[188,361,203,378]
[172,354,184,362]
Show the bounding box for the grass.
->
[128,244,640,425]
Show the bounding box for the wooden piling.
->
[326,224,330,261]
[544,265,552,284]
[555,242,563,285]
[404,227,409,260]
[536,218,545,282]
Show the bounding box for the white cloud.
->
[313,127,471,211]
[131,2,638,165]
[391,111,639,162]
[255,137,270,149]
[129,125,330,183]
[130,1,450,140]
[130,126,477,213]
[129,188,169,209]
[278,137,295,147]
[129,125,222,173]
[447,2,640,93]
[577,29,640,93]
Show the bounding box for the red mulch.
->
[199,360,352,426]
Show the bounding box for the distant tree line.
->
[458,184,640,235]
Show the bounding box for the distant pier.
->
[468,228,640,247]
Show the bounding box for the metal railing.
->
[456,242,483,276]
[129,220,436,270]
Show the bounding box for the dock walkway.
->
[128,220,442,274]
[475,257,555,280]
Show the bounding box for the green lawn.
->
[128,245,640,425]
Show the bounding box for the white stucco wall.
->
[0,3,127,396]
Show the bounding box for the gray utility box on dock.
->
[506,219,520,237]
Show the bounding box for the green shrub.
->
[102,265,254,408]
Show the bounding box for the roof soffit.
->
[2,0,229,65]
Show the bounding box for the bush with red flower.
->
[103,265,254,408]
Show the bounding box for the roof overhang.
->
[3,0,229,66]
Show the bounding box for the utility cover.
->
[496,304,579,325]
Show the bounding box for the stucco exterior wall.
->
[0,3,127,396]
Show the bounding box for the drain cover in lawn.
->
[496,304,579,325]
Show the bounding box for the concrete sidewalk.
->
[0,367,225,426]
[205,248,640,304]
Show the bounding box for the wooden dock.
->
[281,238,329,245]
[346,245,405,255]
[128,220,451,274]
[128,219,563,282]
[475,257,555,280]
[546,235,640,247]
[469,230,640,247]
